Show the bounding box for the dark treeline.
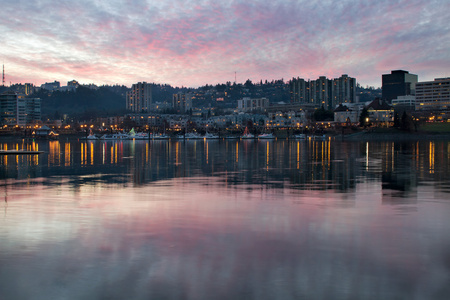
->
[33,86,129,120]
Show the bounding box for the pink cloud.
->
[1,0,449,88]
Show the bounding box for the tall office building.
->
[415,78,450,111]
[382,70,418,102]
[126,82,152,112]
[0,91,41,126]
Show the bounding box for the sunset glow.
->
[1,0,449,88]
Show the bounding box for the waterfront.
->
[1,138,450,299]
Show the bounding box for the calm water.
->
[0,137,449,300]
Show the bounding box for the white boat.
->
[151,133,170,140]
[313,134,327,140]
[294,134,306,140]
[184,132,203,139]
[203,132,220,139]
[130,132,149,140]
[128,128,148,140]
[258,133,275,139]
[86,134,99,140]
[100,132,130,140]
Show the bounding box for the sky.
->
[1,0,449,88]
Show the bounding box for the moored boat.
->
[258,133,275,139]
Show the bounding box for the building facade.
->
[415,78,450,111]
[173,93,193,113]
[0,91,41,126]
[41,81,61,91]
[382,70,418,102]
[289,75,356,109]
[126,82,152,112]
[237,97,269,112]
[332,74,357,108]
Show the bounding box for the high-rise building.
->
[332,74,356,108]
[382,70,418,102]
[0,91,41,126]
[173,93,192,113]
[415,78,450,111]
[126,82,152,112]
[289,78,310,104]
[290,75,356,109]
[311,76,333,109]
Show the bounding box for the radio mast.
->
[2,64,4,86]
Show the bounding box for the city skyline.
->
[1,0,449,88]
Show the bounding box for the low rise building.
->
[367,99,394,126]
[334,104,360,125]
[237,97,269,112]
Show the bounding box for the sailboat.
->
[241,127,254,139]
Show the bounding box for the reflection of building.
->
[0,91,41,126]
[415,78,450,111]
[382,70,418,102]
[126,82,152,112]
[237,97,269,112]
[173,93,192,113]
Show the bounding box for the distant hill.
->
[31,86,129,120]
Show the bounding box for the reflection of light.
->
[206,142,209,164]
[49,141,61,166]
[175,142,179,165]
[110,145,113,164]
[366,142,369,171]
[429,142,435,174]
[81,143,84,165]
[65,143,71,166]
[236,142,239,163]
[90,142,94,165]
[266,142,269,170]
[327,139,331,170]
[297,141,300,169]
[115,143,118,164]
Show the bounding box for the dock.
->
[0,150,44,155]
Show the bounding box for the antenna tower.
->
[2,65,4,86]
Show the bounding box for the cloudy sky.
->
[1,0,449,88]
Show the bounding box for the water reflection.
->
[1,138,449,195]
[1,138,450,299]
